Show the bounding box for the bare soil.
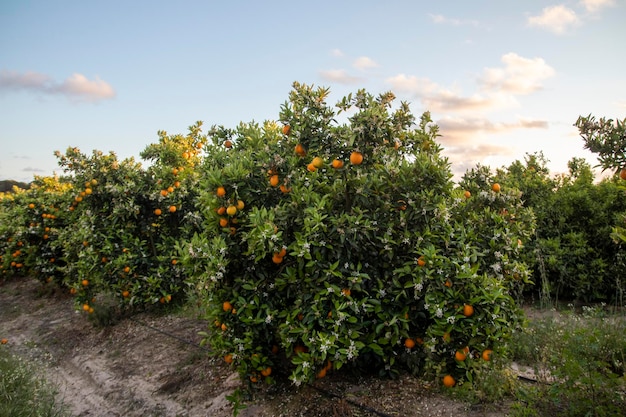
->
[0,277,509,417]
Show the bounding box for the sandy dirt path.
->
[1,277,509,417]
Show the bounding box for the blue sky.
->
[1,0,624,182]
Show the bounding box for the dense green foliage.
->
[0,85,624,396]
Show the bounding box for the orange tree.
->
[53,125,204,313]
[0,185,30,279]
[0,176,72,283]
[181,83,534,387]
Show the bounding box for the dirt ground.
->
[0,277,510,417]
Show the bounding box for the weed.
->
[510,306,626,416]
[0,346,69,417]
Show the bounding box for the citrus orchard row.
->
[1,83,536,390]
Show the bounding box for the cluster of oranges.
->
[215,187,244,235]
[69,179,97,212]
[154,166,185,216]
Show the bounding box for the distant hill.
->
[0,180,31,193]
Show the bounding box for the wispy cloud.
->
[428,13,480,27]
[438,116,549,145]
[527,5,581,34]
[387,53,554,113]
[580,0,615,13]
[353,56,378,71]
[479,53,555,95]
[22,166,46,172]
[0,70,116,102]
[318,69,363,84]
[331,48,344,57]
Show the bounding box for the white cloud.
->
[527,5,581,34]
[386,73,515,113]
[319,69,362,84]
[387,53,554,114]
[437,116,549,145]
[53,73,115,101]
[580,0,615,12]
[0,70,116,102]
[331,48,344,57]
[479,53,555,95]
[428,13,479,27]
[353,56,378,70]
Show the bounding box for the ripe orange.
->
[224,140,232,148]
[122,290,130,298]
[482,349,493,361]
[216,186,226,197]
[294,143,306,157]
[282,125,291,136]
[442,375,456,388]
[28,203,35,209]
[154,208,162,216]
[280,184,291,194]
[269,174,280,187]
[331,159,344,169]
[341,288,351,297]
[174,180,181,188]
[82,303,90,312]
[223,301,233,312]
[464,190,471,199]
[219,217,229,227]
[417,256,426,267]
[85,188,92,195]
[160,189,168,197]
[404,338,416,349]
[306,163,317,172]
[294,345,307,354]
[169,205,177,213]
[249,375,258,383]
[171,259,178,265]
[167,186,174,193]
[311,156,324,168]
[272,253,284,264]
[455,350,467,361]
[226,205,237,216]
[81,279,89,287]
[236,200,245,210]
[224,354,233,364]
[261,367,272,377]
[182,151,190,159]
[221,323,227,331]
[316,367,327,379]
[492,183,501,192]
[216,206,226,215]
[444,279,452,288]
[443,332,451,343]
[1,338,8,344]
[463,304,474,317]
[349,151,364,165]
[124,266,131,273]
[172,168,179,175]
[69,288,77,295]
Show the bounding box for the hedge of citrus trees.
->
[180,83,534,386]
[3,83,623,389]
